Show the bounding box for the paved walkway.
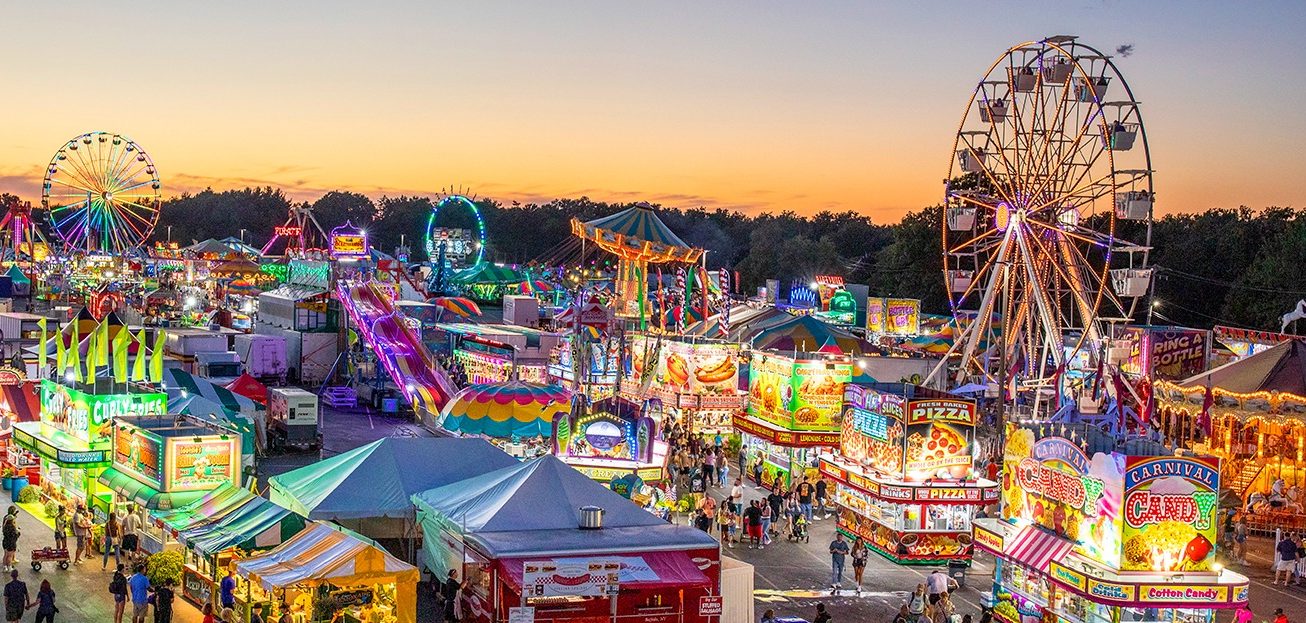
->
[6,504,203,623]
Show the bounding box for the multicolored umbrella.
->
[751,314,879,355]
[226,279,261,295]
[428,296,482,318]
[517,280,555,294]
[439,381,573,439]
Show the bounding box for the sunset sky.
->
[2,1,1302,222]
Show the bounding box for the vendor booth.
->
[0,381,41,483]
[975,424,1250,623]
[412,455,720,623]
[97,415,243,516]
[152,483,307,613]
[821,383,996,565]
[268,438,518,552]
[236,521,418,623]
[622,335,744,436]
[737,353,852,488]
[554,395,669,483]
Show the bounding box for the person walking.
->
[766,486,784,538]
[1233,605,1253,623]
[109,564,129,623]
[907,584,928,623]
[129,564,151,623]
[716,505,734,548]
[850,537,869,594]
[32,580,55,623]
[150,579,175,623]
[121,507,141,565]
[52,507,67,554]
[927,568,957,604]
[815,477,830,519]
[1,507,20,572]
[103,512,122,570]
[795,477,815,523]
[1234,515,1248,565]
[892,605,912,623]
[219,568,237,613]
[761,608,777,623]
[759,501,773,546]
[934,592,956,623]
[717,449,730,488]
[743,501,763,549]
[442,569,466,623]
[3,570,27,623]
[701,451,716,486]
[1275,533,1298,585]
[71,505,91,565]
[201,603,216,623]
[828,532,850,594]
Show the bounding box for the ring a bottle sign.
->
[167,437,239,491]
[1121,456,1220,573]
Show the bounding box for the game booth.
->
[736,353,852,489]
[554,395,668,483]
[412,455,721,623]
[622,335,745,436]
[974,424,1250,623]
[820,383,996,565]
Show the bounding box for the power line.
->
[1156,266,1306,296]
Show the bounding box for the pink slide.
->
[337,281,457,422]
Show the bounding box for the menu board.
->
[168,437,239,491]
[790,361,851,431]
[840,385,904,476]
[746,356,794,428]
[1121,456,1220,572]
[903,399,975,479]
[866,298,921,336]
[1002,426,1125,569]
[112,425,164,489]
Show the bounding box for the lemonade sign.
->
[1121,456,1220,572]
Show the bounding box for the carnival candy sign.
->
[1121,456,1220,572]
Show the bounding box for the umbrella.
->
[226,279,261,296]
[951,383,989,395]
[517,280,554,294]
[439,381,572,438]
[429,296,482,318]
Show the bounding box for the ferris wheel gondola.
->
[934,36,1156,419]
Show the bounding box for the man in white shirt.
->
[120,507,142,560]
[926,568,957,604]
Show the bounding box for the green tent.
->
[452,263,522,285]
[151,483,306,562]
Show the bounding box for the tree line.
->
[151,188,1306,331]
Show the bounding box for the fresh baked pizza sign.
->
[903,399,975,478]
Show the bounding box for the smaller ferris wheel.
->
[424,189,487,269]
[41,131,161,254]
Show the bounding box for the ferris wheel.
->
[424,191,487,268]
[41,132,161,254]
[939,36,1155,412]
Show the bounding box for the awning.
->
[154,484,260,533]
[1004,525,1075,573]
[11,421,111,467]
[97,468,207,511]
[497,551,711,592]
[152,484,305,557]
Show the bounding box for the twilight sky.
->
[1,1,1302,221]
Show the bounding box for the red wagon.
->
[29,547,70,571]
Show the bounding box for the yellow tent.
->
[235,522,418,623]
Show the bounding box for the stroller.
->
[788,513,810,543]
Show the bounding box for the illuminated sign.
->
[274,225,302,238]
[41,380,167,445]
[973,525,1004,553]
[1120,456,1220,572]
[867,297,921,335]
[907,400,976,425]
[167,437,240,491]
[331,234,368,258]
[113,424,164,489]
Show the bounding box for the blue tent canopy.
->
[269,437,518,522]
[412,455,716,559]
[582,205,692,250]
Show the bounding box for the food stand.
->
[97,415,243,518]
[737,353,851,488]
[554,396,668,483]
[623,335,745,435]
[236,522,417,623]
[821,383,995,564]
[974,424,1250,623]
[13,379,167,520]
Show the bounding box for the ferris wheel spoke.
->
[48,177,98,195]
[108,179,153,195]
[59,151,100,194]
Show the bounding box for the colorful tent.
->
[268,438,518,538]
[165,368,263,416]
[573,205,700,262]
[152,483,306,560]
[750,314,879,355]
[452,263,521,285]
[236,522,419,623]
[1177,339,1306,395]
[225,373,269,404]
[428,296,482,318]
[439,382,571,439]
[0,382,40,439]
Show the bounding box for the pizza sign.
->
[907,399,976,425]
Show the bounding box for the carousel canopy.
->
[439,381,571,439]
[268,437,518,521]
[571,204,703,263]
[1179,339,1306,396]
[750,314,879,355]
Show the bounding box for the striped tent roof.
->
[164,368,264,415]
[439,381,572,439]
[751,314,879,356]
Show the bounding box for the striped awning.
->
[164,368,262,415]
[1004,525,1075,573]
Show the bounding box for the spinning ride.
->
[42,132,161,254]
[937,36,1155,419]
[571,203,701,323]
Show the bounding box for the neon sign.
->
[41,380,167,444]
[274,225,302,238]
[1016,457,1103,512]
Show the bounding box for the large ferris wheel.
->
[937,36,1155,417]
[41,132,161,254]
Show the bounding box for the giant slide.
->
[337,281,458,423]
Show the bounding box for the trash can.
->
[948,559,969,589]
[10,476,28,503]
